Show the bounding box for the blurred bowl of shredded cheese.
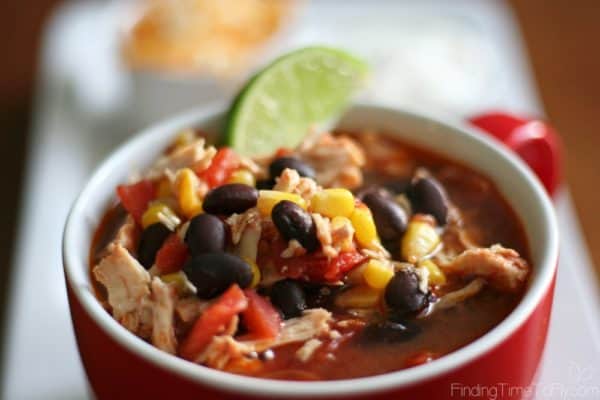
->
[122,0,296,77]
[117,0,299,126]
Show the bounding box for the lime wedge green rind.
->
[224,46,369,156]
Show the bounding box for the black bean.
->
[362,192,408,241]
[184,214,226,256]
[409,177,449,225]
[384,269,428,315]
[360,320,422,344]
[269,157,315,180]
[256,179,275,190]
[137,223,171,269]
[183,253,252,299]
[383,178,411,195]
[271,200,319,252]
[270,279,307,319]
[355,184,390,201]
[203,184,258,215]
[302,283,342,309]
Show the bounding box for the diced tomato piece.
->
[224,357,264,375]
[155,234,189,274]
[242,289,281,340]
[179,284,248,361]
[322,252,366,281]
[275,147,293,158]
[116,180,156,224]
[197,147,240,188]
[268,240,366,282]
[403,351,439,368]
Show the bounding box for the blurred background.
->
[1,0,599,398]
[6,0,598,306]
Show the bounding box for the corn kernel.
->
[175,168,203,218]
[350,206,380,249]
[346,262,368,285]
[257,190,307,216]
[310,188,355,218]
[227,169,256,187]
[419,259,446,286]
[335,285,381,309]
[331,216,355,251]
[245,259,261,288]
[362,259,395,289]
[156,178,172,198]
[160,271,193,293]
[142,202,181,230]
[401,221,440,263]
[173,128,196,148]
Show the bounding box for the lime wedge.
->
[224,46,369,156]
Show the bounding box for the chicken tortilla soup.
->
[90,128,530,380]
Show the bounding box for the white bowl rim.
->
[63,103,559,397]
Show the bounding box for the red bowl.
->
[63,104,559,399]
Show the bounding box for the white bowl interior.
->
[63,104,558,397]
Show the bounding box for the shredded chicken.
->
[296,338,323,362]
[273,168,320,200]
[353,130,415,177]
[280,239,306,258]
[415,265,430,294]
[196,335,252,368]
[226,208,263,264]
[312,213,335,258]
[175,297,207,323]
[329,330,342,340]
[224,315,240,336]
[311,213,355,258]
[236,222,262,264]
[108,215,138,254]
[176,220,190,241]
[433,278,486,311]
[312,213,332,245]
[295,133,365,189]
[193,316,243,366]
[151,278,177,354]
[330,217,355,252]
[360,246,391,261]
[435,207,482,264]
[93,244,152,334]
[238,155,263,176]
[438,245,529,292]
[146,138,216,179]
[137,297,154,339]
[197,309,332,367]
[244,308,332,352]
[226,208,262,245]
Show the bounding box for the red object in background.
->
[469,112,562,197]
[116,180,156,224]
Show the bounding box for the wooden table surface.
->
[0,1,598,320]
[508,0,600,278]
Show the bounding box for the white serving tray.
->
[2,1,599,399]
